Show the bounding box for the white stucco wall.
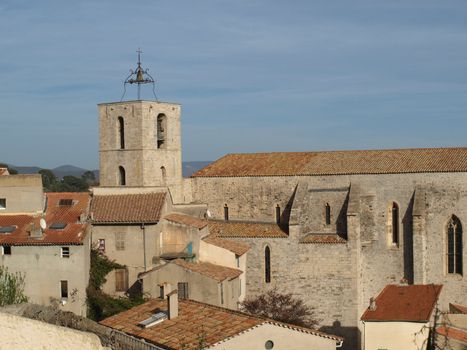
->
[363,321,430,350]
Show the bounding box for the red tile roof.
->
[164,213,207,229]
[100,298,343,350]
[0,192,90,246]
[91,192,166,224]
[436,326,467,344]
[172,259,242,282]
[207,220,288,238]
[449,303,467,314]
[361,284,443,322]
[192,148,467,177]
[202,234,250,255]
[299,234,347,244]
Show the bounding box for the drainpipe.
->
[141,223,147,271]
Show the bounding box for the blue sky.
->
[0,0,466,169]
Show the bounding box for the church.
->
[89,60,466,349]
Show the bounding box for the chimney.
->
[369,297,377,311]
[159,282,172,299]
[167,289,178,320]
[29,222,43,239]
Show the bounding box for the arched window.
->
[161,166,167,185]
[391,202,399,245]
[156,114,167,149]
[118,166,126,186]
[447,215,463,275]
[118,117,125,149]
[325,203,331,225]
[275,205,281,224]
[265,246,271,283]
[224,204,229,221]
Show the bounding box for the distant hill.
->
[5,161,211,179]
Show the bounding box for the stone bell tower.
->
[98,52,183,201]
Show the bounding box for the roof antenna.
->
[121,48,158,101]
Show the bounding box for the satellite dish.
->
[206,210,212,218]
[39,218,47,230]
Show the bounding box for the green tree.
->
[59,175,89,192]
[82,170,97,186]
[0,163,18,175]
[0,267,28,306]
[38,169,58,191]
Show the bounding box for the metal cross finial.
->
[120,49,158,101]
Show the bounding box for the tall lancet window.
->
[391,202,399,245]
[275,205,281,225]
[118,166,126,186]
[156,114,167,149]
[224,204,229,221]
[447,215,463,275]
[325,203,331,225]
[265,246,271,283]
[118,117,125,149]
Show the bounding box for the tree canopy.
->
[38,170,91,192]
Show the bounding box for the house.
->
[435,303,467,350]
[100,292,344,350]
[361,284,443,350]
[0,191,91,316]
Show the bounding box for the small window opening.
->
[0,198,6,210]
[3,246,11,255]
[118,116,125,149]
[50,222,67,230]
[115,233,125,251]
[61,247,70,258]
[265,246,271,283]
[265,340,274,349]
[391,202,399,245]
[275,205,281,224]
[119,166,126,186]
[178,282,189,299]
[156,114,167,149]
[60,280,68,299]
[98,239,105,253]
[0,226,16,234]
[325,203,331,225]
[220,283,224,305]
[58,199,73,206]
[161,166,166,185]
[224,204,229,221]
[447,215,463,275]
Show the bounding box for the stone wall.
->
[0,174,44,213]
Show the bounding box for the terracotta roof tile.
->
[361,284,443,322]
[208,220,288,238]
[299,234,347,244]
[164,213,207,229]
[449,303,467,314]
[172,259,242,282]
[0,192,90,246]
[100,299,342,350]
[436,326,467,344]
[192,148,467,177]
[202,234,250,255]
[91,192,166,224]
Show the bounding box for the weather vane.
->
[121,49,158,101]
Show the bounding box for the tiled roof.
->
[202,234,250,255]
[450,303,467,314]
[299,234,347,244]
[172,259,242,282]
[100,298,343,350]
[0,192,90,246]
[436,326,467,344]
[361,284,443,322]
[192,148,467,177]
[91,192,166,224]
[208,220,288,238]
[164,213,207,229]
[0,168,9,176]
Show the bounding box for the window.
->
[325,203,331,225]
[0,198,6,210]
[115,233,125,251]
[391,202,399,245]
[61,247,70,258]
[50,222,67,230]
[115,268,128,292]
[239,278,242,295]
[265,246,271,283]
[220,282,224,305]
[224,204,229,221]
[236,256,240,268]
[178,282,189,299]
[156,114,166,148]
[118,116,125,149]
[119,166,126,186]
[265,340,274,349]
[447,215,463,275]
[275,205,281,224]
[161,166,166,185]
[60,280,68,299]
[58,199,73,206]
[98,239,105,253]
[2,246,11,255]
